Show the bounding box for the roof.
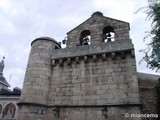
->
[31,36,61,48]
[0,74,10,87]
[137,72,159,88]
[0,87,21,95]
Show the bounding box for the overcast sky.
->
[0,0,159,89]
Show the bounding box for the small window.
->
[103,26,115,42]
[79,30,91,45]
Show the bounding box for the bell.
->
[83,42,89,45]
[83,37,89,45]
[62,40,67,44]
[107,32,111,37]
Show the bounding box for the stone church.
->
[17,12,159,120]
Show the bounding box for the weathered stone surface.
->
[67,11,130,47]
[17,12,143,120]
[51,40,134,60]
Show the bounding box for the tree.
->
[139,0,160,72]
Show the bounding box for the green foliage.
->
[139,0,160,71]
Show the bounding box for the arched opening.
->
[102,26,115,42]
[2,103,16,118]
[79,30,91,46]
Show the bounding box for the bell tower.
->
[66,11,130,47]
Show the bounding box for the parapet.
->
[51,39,135,66]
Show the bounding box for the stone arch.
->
[102,26,115,42]
[2,103,16,118]
[79,30,91,45]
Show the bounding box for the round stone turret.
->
[20,37,61,105]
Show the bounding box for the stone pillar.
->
[17,37,61,120]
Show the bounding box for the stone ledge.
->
[51,39,134,60]
[51,50,134,66]
[17,102,142,108]
[17,102,47,107]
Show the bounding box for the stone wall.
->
[140,88,157,115]
[46,39,142,119]
[138,73,159,120]
[49,53,139,106]
[17,38,142,120]
[46,107,141,120]
[17,12,143,120]
[17,105,47,120]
